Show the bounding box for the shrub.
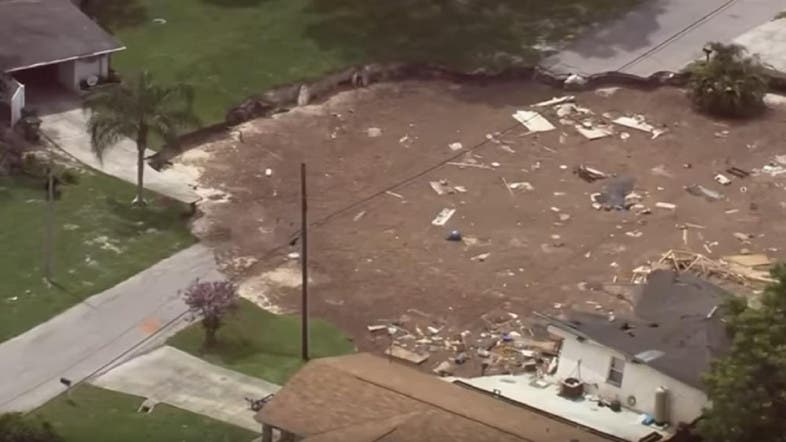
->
[0,412,63,442]
[688,42,768,118]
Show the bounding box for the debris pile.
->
[514,96,667,143]
[631,250,776,286]
[369,309,561,377]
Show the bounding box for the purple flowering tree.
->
[182,279,239,348]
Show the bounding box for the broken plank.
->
[512,110,556,132]
[385,345,429,364]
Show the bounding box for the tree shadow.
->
[103,197,190,238]
[81,0,148,30]
[302,0,643,70]
[201,0,269,7]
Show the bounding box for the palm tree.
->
[84,71,199,206]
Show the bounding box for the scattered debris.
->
[508,181,534,191]
[733,232,752,242]
[385,345,429,364]
[574,124,614,140]
[386,190,404,199]
[726,167,749,178]
[433,360,454,376]
[471,252,491,262]
[454,186,468,193]
[638,249,776,286]
[432,208,456,226]
[447,161,494,170]
[595,87,620,97]
[655,202,677,210]
[612,115,666,139]
[685,185,723,202]
[564,74,588,88]
[430,181,457,196]
[265,168,273,177]
[531,96,575,107]
[714,130,730,138]
[597,177,635,210]
[449,142,464,151]
[512,110,556,132]
[367,325,387,332]
[366,127,382,137]
[353,211,366,222]
[575,165,607,182]
[758,162,786,177]
[714,174,731,185]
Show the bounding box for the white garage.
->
[0,0,125,126]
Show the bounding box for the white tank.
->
[654,386,670,424]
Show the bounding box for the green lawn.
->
[107,0,639,123]
[32,385,254,442]
[168,299,355,384]
[0,172,195,341]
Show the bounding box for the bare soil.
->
[177,80,786,374]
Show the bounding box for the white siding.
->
[549,326,708,426]
[9,79,25,126]
[57,61,77,90]
[56,55,109,91]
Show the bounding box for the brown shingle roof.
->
[257,353,612,442]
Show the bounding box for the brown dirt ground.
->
[177,80,786,374]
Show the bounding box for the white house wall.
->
[8,78,24,126]
[56,55,109,91]
[549,327,708,426]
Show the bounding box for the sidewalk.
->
[37,94,200,205]
[92,346,279,431]
[542,0,784,76]
[0,244,220,412]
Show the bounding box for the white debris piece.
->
[366,127,382,137]
[564,74,587,87]
[613,115,666,139]
[574,124,613,140]
[655,202,677,210]
[448,142,463,151]
[595,87,620,97]
[512,110,556,132]
[508,182,534,191]
[431,208,456,226]
[471,252,491,262]
[531,96,575,107]
[265,168,273,177]
[714,174,732,185]
[764,93,786,107]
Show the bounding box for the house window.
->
[607,356,625,387]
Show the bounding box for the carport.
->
[0,0,125,125]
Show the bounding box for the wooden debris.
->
[653,249,775,286]
[431,208,456,226]
[385,345,429,364]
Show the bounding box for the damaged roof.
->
[257,352,614,442]
[551,270,732,390]
[0,0,124,73]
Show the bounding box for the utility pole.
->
[43,165,55,283]
[300,162,309,361]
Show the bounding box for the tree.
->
[84,71,199,206]
[182,279,239,349]
[688,42,768,117]
[697,264,786,442]
[0,413,62,442]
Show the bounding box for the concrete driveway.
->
[543,0,785,76]
[91,346,279,431]
[37,94,200,204]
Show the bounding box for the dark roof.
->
[551,270,732,390]
[0,0,124,73]
[257,352,614,442]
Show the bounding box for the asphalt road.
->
[0,244,221,412]
[542,0,785,76]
